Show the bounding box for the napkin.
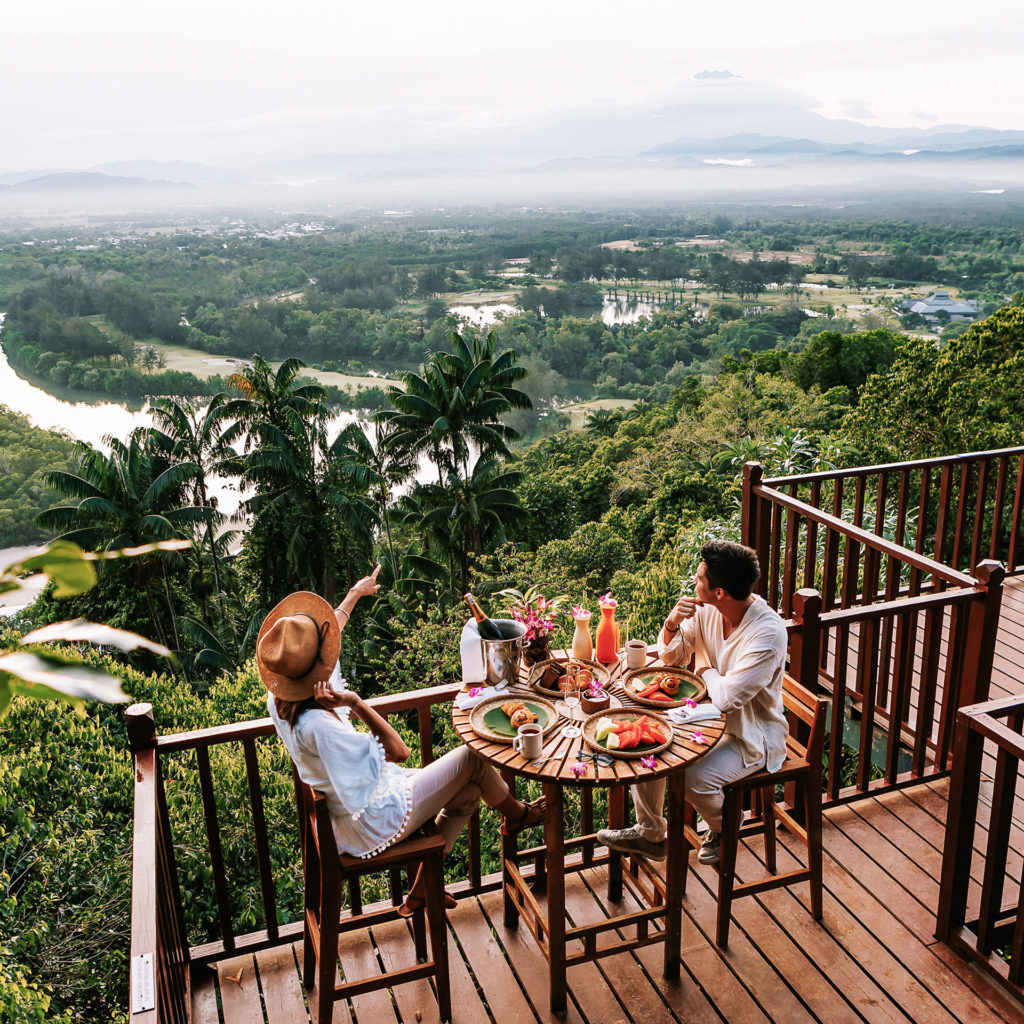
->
[454,684,507,711]
[667,703,723,726]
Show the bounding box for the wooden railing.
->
[743,459,1007,804]
[751,446,1024,591]
[937,694,1024,1000]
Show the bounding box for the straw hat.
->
[256,591,341,700]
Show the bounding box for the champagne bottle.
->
[463,593,504,640]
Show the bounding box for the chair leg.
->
[412,901,427,961]
[317,875,341,1024]
[804,778,824,922]
[680,802,698,895]
[716,785,742,948]
[302,826,320,991]
[423,854,451,1023]
[762,785,778,875]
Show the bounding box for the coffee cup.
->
[625,638,648,670]
[512,721,543,759]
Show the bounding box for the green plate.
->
[482,702,550,738]
[631,674,701,700]
[598,715,665,752]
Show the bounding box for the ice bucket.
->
[481,619,526,689]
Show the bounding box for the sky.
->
[3,0,1023,170]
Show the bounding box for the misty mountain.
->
[1,172,193,192]
[89,160,247,185]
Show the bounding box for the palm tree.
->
[377,328,531,483]
[402,457,526,597]
[584,408,624,437]
[240,400,377,606]
[150,395,239,621]
[36,430,206,650]
[221,354,325,455]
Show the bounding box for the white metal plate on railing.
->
[131,952,155,1014]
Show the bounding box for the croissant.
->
[502,701,538,728]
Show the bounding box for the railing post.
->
[126,701,157,752]
[743,462,767,597]
[790,589,822,693]
[936,708,985,942]
[960,560,1006,707]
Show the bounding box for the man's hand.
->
[665,596,702,633]
[314,680,361,710]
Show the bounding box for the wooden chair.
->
[293,768,451,1024]
[683,673,828,946]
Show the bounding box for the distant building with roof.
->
[900,289,980,323]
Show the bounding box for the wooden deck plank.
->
[258,944,308,1024]
[372,918,443,1024]
[812,810,1009,1023]
[559,872,676,1024]
[336,931,399,1024]
[217,954,266,1024]
[682,846,902,1024]
[478,883,625,1023]
[448,894,539,1024]
[711,850,913,1024]
[191,970,221,1024]
[577,867,723,1024]
[675,853,865,1024]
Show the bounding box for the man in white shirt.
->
[597,540,788,865]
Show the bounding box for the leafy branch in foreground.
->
[0,539,184,718]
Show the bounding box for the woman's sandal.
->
[397,892,458,919]
[499,796,547,836]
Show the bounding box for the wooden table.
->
[452,647,725,1013]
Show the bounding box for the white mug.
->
[625,638,648,670]
[512,722,543,759]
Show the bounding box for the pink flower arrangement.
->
[641,754,656,770]
[571,605,590,618]
[598,592,617,609]
[586,680,604,699]
[497,585,567,643]
[571,760,588,778]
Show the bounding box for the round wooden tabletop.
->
[452,649,726,787]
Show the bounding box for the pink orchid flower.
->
[641,754,656,770]
[572,605,590,618]
[691,729,707,744]
[683,698,698,708]
[598,591,617,608]
[469,687,483,698]
[571,760,588,778]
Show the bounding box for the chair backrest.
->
[781,673,829,767]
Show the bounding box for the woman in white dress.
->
[260,571,544,915]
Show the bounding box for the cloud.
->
[694,70,739,80]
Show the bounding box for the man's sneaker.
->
[698,831,721,865]
[596,826,666,861]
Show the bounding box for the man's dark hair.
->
[700,540,760,600]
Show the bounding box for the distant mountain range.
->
[1,122,1021,211]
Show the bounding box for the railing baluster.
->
[975,709,1021,955]
[950,461,971,574]
[990,455,1009,561]
[804,479,821,590]
[195,745,235,950]
[855,617,879,793]
[243,738,279,942]
[970,458,989,573]
[934,464,953,580]
[1009,453,1024,572]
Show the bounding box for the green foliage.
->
[0,406,77,546]
[845,299,1024,459]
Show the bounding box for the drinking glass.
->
[561,691,582,738]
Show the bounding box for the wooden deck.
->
[188,578,1024,1024]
